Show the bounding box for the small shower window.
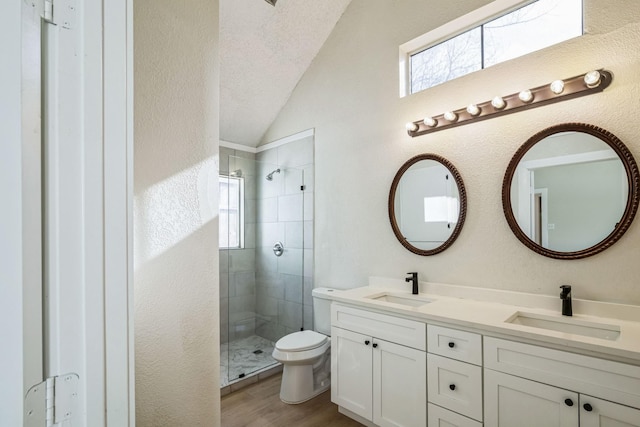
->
[219,175,245,249]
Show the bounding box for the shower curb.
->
[221,363,283,397]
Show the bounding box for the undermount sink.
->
[367,293,434,307]
[506,311,620,341]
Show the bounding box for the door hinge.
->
[24,373,79,427]
[43,0,53,23]
[38,0,76,29]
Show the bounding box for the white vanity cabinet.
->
[331,304,427,427]
[427,325,483,427]
[329,296,640,427]
[484,337,640,427]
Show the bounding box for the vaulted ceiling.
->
[220,0,352,147]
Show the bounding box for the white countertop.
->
[324,277,640,364]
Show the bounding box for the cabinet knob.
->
[372,343,378,348]
[564,399,574,407]
[364,340,370,345]
[449,384,456,391]
[583,403,593,412]
[448,342,455,348]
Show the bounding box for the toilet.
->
[272,287,335,404]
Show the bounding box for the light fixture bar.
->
[406,69,612,137]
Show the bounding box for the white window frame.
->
[400,0,549,97]
[219,175,245,250]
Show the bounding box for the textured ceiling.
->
[220,0,352,147]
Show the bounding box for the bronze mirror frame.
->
[389,154,467,256]
[502,123,639,259]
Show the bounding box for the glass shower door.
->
[221,155,304,385]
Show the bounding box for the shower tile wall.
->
[219,147,257,345]
[256,136,315,342]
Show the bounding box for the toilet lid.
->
[275,330,327,352]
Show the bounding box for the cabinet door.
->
[331,327,373,420]
[374,338,427,427]
[580,395,640,427]
[485,369,578,427]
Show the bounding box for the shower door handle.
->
[273,241,284,257]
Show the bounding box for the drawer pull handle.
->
[564,399,574,407]
[372,343,378,348]
[449,384,456,391]
[583,403,593,412]
[364,340,370,345]
[448,342,455,348]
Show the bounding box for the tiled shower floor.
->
[220,335,278,387]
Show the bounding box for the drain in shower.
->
[253,349,263,355]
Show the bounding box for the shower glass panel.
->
[220,155,304,386]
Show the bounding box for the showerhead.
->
[266,168,281,181]
[264,0,276,5]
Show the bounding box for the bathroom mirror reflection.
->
[389,154,467,255]
[503,123,639,259]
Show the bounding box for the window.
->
[219,175,244,249]
[401,0,583,96]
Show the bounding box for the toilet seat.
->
[275,330,327,352]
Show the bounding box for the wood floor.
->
[221,373,363,427]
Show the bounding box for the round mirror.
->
[503,123,639,259]
[389,154,467,255]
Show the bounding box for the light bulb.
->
[405,122,419,132]
[444,111,458,122]
[584,70,601,88]
[491,96,506,110]
[518,89,533,103]
[550,80,565,94]
[423,117,438,127]
[466,104,481,116]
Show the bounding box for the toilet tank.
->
[312,288,336,336]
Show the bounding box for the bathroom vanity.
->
[328,279,640,427]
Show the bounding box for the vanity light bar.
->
[406,69,613,137]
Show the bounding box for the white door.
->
[580,395,640,427]
[374,339,427,427]
[1,1,133,425]
[484,369,579,427]
[41,0,134,424]
[331,327,374,420]
[0,2,44,425]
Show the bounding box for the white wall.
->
[262,0,640,304]
[535,160,624,251]
[134,0,220,425]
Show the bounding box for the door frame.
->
[0,2,34,425]
[0,1,134,425]
[515,149,617,240]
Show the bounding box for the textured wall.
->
[262,0,640,305]
[134,0,220,425]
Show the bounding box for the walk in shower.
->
[220,153,309,387]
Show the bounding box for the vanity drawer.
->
[484,337,640,409]
[428,403,483,427]
[331,304,426,350]
[427,353,483,421]
[428,325,482,365]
